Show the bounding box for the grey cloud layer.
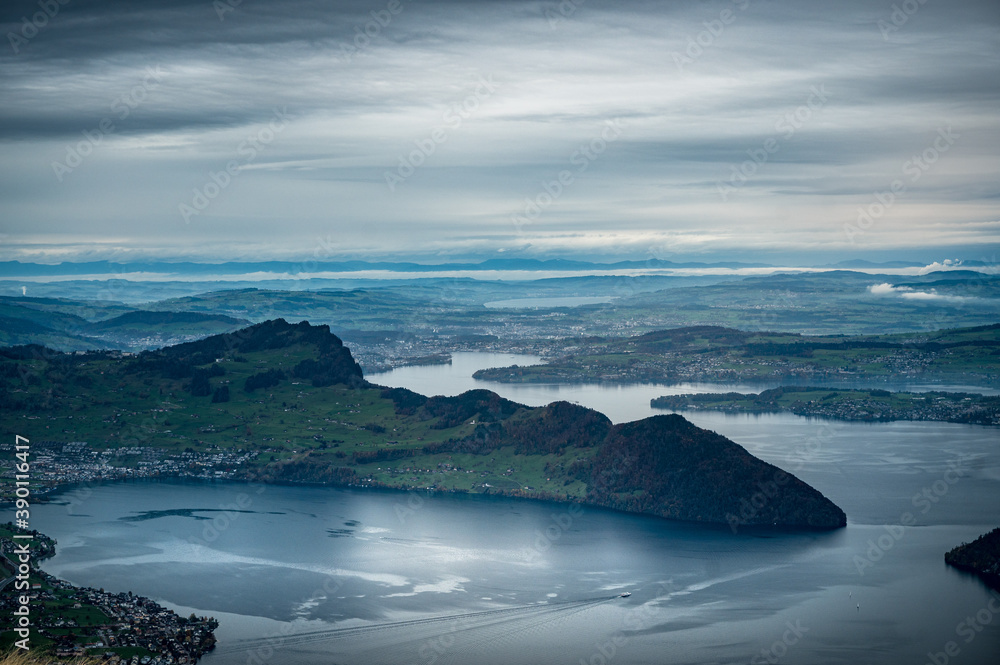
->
[1,0,998,260]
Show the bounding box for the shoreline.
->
[7,475,843,538]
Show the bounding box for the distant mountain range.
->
[0,258,777,276]
[4,258,995,278]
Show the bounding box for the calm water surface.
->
[30,353,1000,664]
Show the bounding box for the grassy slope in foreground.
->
[0,319,845,529]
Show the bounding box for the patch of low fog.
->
[868,282,976,303]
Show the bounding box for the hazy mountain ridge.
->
[0,258,775,277]
[3,270,1000,358]
[0,299,253,350]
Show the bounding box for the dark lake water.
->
[29,354,1000,664]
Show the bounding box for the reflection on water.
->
[31,479,1000,665]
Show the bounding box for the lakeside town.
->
[1,524,218,662]
[0,440,258,504]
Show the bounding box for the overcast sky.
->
[0,0,998,263]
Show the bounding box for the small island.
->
[945,527,1000,591]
